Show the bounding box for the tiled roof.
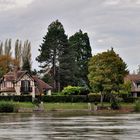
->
[4,71,27,81]
[33,76,52,94]
[4,75,15,81]
[124,74,140,82]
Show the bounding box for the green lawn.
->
[0,101,135,112]
[16,102,134,110]
[15,102,35,108]
[43,103,89,110]
[15,102,95,110]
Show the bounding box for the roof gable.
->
[33,76,52,93]
[16,71,34,82]
[125,74,140,83]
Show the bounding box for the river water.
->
[0,112,139,140]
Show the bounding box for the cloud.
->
[0,0,34,11]
[0,0,140,73]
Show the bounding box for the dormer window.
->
[21,80,31,92]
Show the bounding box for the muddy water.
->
[0,112,139,140]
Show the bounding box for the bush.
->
[110,95,121,110]
[88,94,101,102]
[62,86,89,95]
[0,101,16,112]
[134,100,140,112]
[111,101,120,110]
[122,96,137,103]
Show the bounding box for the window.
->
[21,80,30,92]
[137,83,140,88]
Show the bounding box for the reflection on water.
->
[0,112,139,140]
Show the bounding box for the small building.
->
[124,74,140,97]
[0,70,52,97]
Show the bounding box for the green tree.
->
[119,81,131,95]
[22,40,31,73]
[88,48,128,106]
[0,42,3,56]
[59,42,76,90]
[4,39,12,56]
[137,65,140,74]
[69,30,92,87]
[36,20,73,91]
[15,39,22,68]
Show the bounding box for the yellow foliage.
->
[0,55,19,75]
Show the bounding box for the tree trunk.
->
[53,49,56,91]
[100,92,104,107]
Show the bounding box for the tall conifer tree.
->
[36,20,74,91]
[15,39,22,68]
[22,40,31,73]
[69,30,92,87]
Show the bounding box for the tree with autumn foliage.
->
[0,39,32,77]
[0,55,18,77]
[88,48,128,106]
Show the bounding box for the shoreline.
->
[17,106,134,114]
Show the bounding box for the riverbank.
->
[16,102,135,114]
[0,101,137,114]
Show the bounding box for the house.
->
[0,69,52,97]
[124,74,140,97]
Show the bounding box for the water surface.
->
[0,112,139,140]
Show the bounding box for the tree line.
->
[37,20,129,94]
[0,20,129,100]
[0,39,31,77]
[36,20,92,91]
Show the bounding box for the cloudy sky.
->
[0,0,140,73]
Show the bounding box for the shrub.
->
[122,96,137,103]
[88,94,101,102]
[134,100,140,112]
[110,95,121,110]
[111,101,120,110]
[62,86,81,95]
[0,101,16,112]
[62,86,89,95]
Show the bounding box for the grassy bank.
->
[18,102,135,113]
[0,101,136,113]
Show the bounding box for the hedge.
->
[122,96,137,103]
[0,95,32,102]
[0,101,15,112]
[41,95,88,102]
[0,95,138,103]
[0,95,107,102]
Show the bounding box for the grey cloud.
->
[0,0,140,72]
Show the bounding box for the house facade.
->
[124,74,140,97]
[0,70,52,97]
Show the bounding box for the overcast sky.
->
[0,0,140,73]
